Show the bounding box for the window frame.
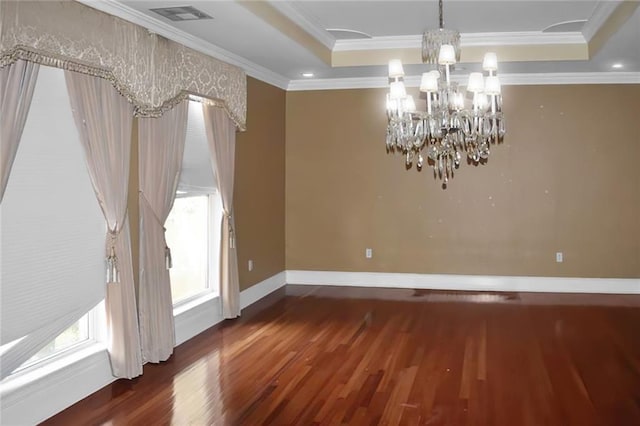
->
[3,302,105,381]
[168,192,220,310]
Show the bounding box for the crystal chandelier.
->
[385,0,505,185]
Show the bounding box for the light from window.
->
[22,316,90,368]
[165,195,212,304]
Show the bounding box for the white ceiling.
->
[291,1,599,35]
[91,0,640,89]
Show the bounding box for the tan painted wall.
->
[128,118,140,295]
[285,85,640,278]
[235,77,286,290]
[127,79,285,294]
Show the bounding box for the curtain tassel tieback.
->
[106,228,121,283]
[163,225,172,270]
[106,244,120,284]
[226,213,235,249]
[165,245,173,270]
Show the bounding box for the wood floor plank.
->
[42,286,640,426]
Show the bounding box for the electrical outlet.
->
[248,259,254,271]
[365,248,373,259]
[556,252,563,263]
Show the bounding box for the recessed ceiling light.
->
[612,63,624,69]
[302,72,314,78]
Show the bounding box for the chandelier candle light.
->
[385,0,505,184]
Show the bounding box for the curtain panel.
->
[203,104,240,319]
[138,101,188,363]
[0,60,39,202]
[65,71,143,379]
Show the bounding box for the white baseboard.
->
[175,270,287,346]
[174,293,222,347]
[0,271,287,425]
[286,270,640,294]
[0,346,115,425]
[240,271,287,309]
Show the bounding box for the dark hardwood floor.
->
[44,285,640,425]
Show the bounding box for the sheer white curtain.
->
[1,60,39,201]
[202,104,240,319]
[65,71,143,378]
[138,102,188,363]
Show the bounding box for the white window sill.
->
[174,292,223,346]
[173,291,219,317]
[1,293,222,423]
[0,341,108,396]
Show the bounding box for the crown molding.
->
[76,0,290,90]
[287,75,472,91]
[499,72,640,85]
[462,31,586,46]
[333,31,586,52]
[288,76,387,91]
[582,1,621,42]
[287,72,640,91]
[266,1,336,50]
[334,35,422,51]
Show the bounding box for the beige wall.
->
[128,118,140,294]
[235,77,286,290]
[128,78,286,294]
[286,85,640,278]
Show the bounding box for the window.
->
[0,65,105,376]
[0,307,97,377]
[0,305,105,377]
[26,318,89,364]
[165,195,218,304]
[165,100,223,307]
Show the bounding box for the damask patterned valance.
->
[0,0,247,130]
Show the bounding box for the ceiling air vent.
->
[150,6,212,22]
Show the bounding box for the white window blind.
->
[177,101,218,194]
[0,66,105,375]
